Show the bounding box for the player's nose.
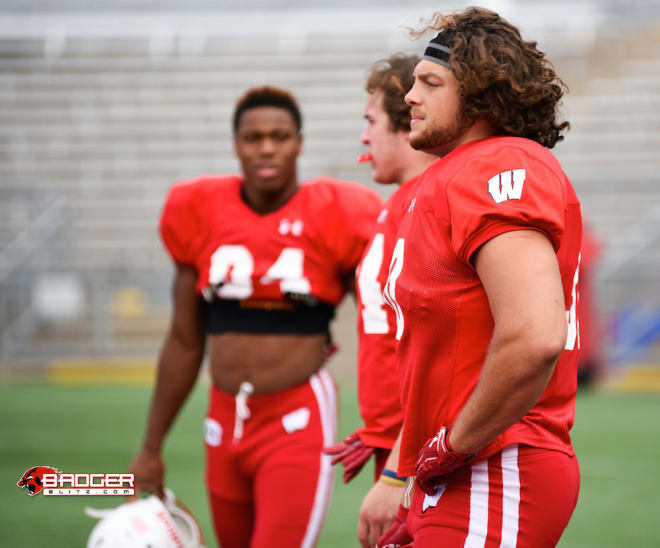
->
[360,128,369,145]
[405,85,419,106]
[258,137,276,155]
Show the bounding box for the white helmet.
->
[85,488,205,548]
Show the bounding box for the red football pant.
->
[204,368,337,548]
[407,444,580,547]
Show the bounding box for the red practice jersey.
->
[384,137,582,476]
[160,175,383,306]
[355,174,425,449]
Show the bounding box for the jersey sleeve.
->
[329,182,384,274]
[445,147,566,264]
[159,180,201,265]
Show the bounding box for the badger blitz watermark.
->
[42,473,135,496]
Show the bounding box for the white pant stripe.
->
[500,444,521,548]
[464,459,489,548]
[301,368,337,548]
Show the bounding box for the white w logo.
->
[487,169,525,204]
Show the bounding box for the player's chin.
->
[251,174,286,192]
[408,131,429,151]
[373,168,396,186]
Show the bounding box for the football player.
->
[128,86,382,548]
[374,7,582,547]
[321,53,435,545]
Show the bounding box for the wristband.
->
[381,468,408,481]
[380,468,408,487]
[379,476,407,487]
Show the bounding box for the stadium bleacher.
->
[1,0,659,374]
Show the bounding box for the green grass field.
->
[2,382,659,547]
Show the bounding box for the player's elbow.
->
[528,320,567,372]
[497,318,566,377]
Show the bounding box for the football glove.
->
[322,431,374,483]
[415,426,474,495]
[376,505,411,548]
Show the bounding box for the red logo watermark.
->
[17,466,134,496]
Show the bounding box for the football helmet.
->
[85,488,205,548]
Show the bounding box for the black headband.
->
[422,31,454,69]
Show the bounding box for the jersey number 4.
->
[207,245,310,299]
[357,233,389,334]
[385,238,580,349]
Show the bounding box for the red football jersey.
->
[355,174,425,449]
[384,137,582,476]
[160,175,383,306]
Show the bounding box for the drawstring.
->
[233,381,254,443]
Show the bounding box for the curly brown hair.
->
[366,53,420,132]
[412,7,569,148]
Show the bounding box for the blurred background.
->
[1,0,659,546]
[2,0,660,383]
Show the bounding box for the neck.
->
[433,117,495,158]
[399,149,437,184]
[241,177,299,215]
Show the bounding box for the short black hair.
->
[232,86,303,134]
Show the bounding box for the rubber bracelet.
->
[379,476,407,487]
[381,468,408,482]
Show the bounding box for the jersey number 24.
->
[206,244,311,300]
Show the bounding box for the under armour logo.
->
[408,198,416,212]
[279,219,304,236]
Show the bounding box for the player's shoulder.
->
[452,137,566,182]
[443,137,575,201]
[166,174,242,206]
[301,176,383,210]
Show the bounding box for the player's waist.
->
[398,415,576,477]
[208,366,334,412]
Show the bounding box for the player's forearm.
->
[449,331,562,455]
[142,336,205,454]
[384,429,402,472]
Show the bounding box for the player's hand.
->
[415,426,473,495]
[126,449,165,500]
[322,431,374,483]
[357,479,405,548]
[376,505,411,548]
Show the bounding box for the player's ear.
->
[295,132,303,155]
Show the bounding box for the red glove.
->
[322,432,374,483]
[415,426,474,495]
[376,505,411,548]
